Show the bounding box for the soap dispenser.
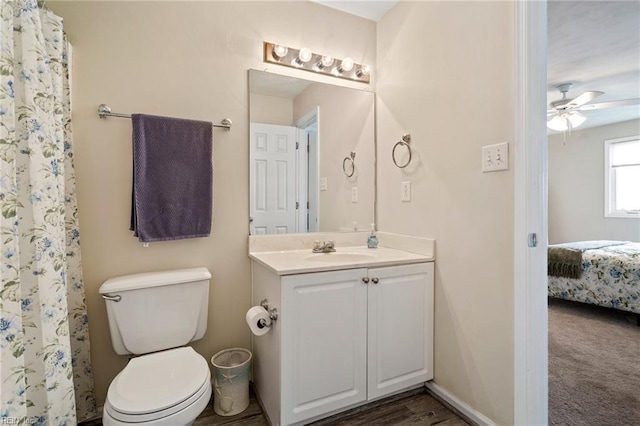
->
[367,224,378,249]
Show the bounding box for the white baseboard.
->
[425,382,495,426]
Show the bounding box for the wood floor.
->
[83,387,469,426]
[196,387,469,426]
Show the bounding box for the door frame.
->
[514,1,548,425]
[296,107,320,232]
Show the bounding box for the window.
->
[604,136,640,218]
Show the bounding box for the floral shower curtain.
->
[0,1,97,424]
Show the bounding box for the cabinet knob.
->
[362,277,370,284]
[371,277,379,284]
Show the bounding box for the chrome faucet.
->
[312,240,336,253]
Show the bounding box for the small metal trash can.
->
[211,348,252,416]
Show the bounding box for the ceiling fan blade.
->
[565,91,604,108]
[577,98,640,111]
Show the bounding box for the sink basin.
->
[304,253,375,263]
[250,245,433,275]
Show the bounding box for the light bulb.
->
[320,55,334,67]
[314,55,335,71]
[356,65,371,78]
[547,115,568,132]
[567,111,586,128]
[273,45,288,59]
[339,57,354,72]
[298,47,312,63]
[548,111,587,132]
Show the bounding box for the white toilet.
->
[99,267,213,426]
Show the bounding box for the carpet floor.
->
[548,299,640,426]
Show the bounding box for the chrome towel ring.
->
[392,134,412,168]
[343,151,356,177]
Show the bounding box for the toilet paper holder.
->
[259,299,279,328]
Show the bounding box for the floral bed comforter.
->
[548,242,640,313]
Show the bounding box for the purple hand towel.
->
[130,114,212,242]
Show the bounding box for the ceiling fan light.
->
[547,115,568,131]
[567,111,586,128]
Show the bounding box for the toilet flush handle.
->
[102,294,122,302]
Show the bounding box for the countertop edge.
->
[249,251,434,276]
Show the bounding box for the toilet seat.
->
[105,346,211,424]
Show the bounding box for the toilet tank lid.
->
[99,267,211,294]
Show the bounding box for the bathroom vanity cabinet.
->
[251,261,434,426]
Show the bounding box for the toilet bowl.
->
[99,268,213,426]
[102,347,212,426]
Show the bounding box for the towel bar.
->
[97,104,232,130]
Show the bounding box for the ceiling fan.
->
[547,83,640,131]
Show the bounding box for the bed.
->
[547,241,640,314]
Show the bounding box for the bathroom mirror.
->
[249,70,375,235]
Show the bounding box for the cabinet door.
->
[367,263,434,400]
[281,268,368,425]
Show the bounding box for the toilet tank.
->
[99,267,211,355]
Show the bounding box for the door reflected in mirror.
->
[249,70,375,235]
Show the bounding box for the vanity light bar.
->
[263,42,371,84]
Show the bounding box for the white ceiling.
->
[310,0,398,22]
[548,1,640,132]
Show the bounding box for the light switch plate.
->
[319,177,327,191]
[482,142,509,172]
[351,187,358,203]
[401,181,411,202]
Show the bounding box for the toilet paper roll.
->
[246,306,272,336]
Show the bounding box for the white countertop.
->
[249,245,434,275]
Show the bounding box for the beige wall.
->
[376,2,515,424]
[51,1,518,421]
[293,84,375,232]
[49,1,375,405]
[250,93,293,126]
[548,119,640,244]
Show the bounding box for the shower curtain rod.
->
[97,104,232,130]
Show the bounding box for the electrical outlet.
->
[401,181,411,202]
[482,142,509,172]
[351,187,358,203]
